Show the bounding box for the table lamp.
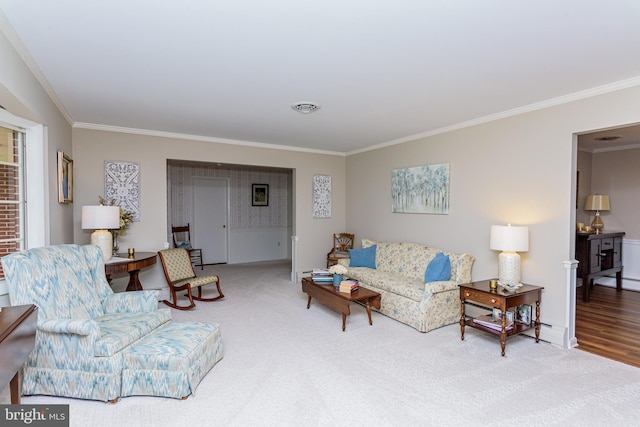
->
[490,224,529,286]
[82,205,120,261]
[584,194,610,233]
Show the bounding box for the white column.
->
[564,259,579,349]
[290,235,299,282]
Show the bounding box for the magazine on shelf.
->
[516,304,532,325]
[473,314,513,331]
[491,308,515,323]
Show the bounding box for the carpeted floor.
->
[3,259,640,426]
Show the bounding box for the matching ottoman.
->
[121,321,223,399]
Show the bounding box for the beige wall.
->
[345,85,640,346]
[576,150,593,227]
[591,148,640,239]
[0,27,73,245]
[72,128,345,291]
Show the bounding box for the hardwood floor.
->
[575,284,640,368]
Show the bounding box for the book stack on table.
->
[310,269,333,283]
[339,279,359,293]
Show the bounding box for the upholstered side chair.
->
[1,244,170,402]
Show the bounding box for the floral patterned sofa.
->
[339,238,474,332]
[1,244,223,402]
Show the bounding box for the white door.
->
[192,177,228,264]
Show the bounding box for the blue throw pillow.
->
[348,245,377,269]
[425,252,451,282]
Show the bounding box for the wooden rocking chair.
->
[171,223,204,270]
[158,248,224,310]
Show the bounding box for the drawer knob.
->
[491,298,497,303]
[465,292,471,297]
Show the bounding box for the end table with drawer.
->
[459,280,543,356]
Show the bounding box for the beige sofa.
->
[339,238,474,332]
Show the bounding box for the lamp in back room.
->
[82,205,120,261]
[584,194,610,233]
[490,224,529,286]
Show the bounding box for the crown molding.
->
[579,142,640,154]
[0,10,74,126]
[348,76,640,156]
[73,122,346,157]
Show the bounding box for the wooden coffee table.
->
[301,277,381,331]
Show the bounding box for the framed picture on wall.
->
[252,183,269,206]
[57,151,73,203]
[391,163,449,214]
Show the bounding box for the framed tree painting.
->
[252,183,269,206]
[392,163,449,214]
[57,151,73,203]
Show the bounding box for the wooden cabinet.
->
[575,231,624,302]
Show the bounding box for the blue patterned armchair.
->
[1,244,223,402]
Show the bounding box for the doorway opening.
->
[573,123,640,366]
[167,160,294,268]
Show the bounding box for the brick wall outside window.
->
[0,129,22,279]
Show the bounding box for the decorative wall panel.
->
[104,161,140,220]
[312,174,331,218]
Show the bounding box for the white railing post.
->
[564,259,579,349]
[291,235,299,282]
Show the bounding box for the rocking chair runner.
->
[158,248,224,310]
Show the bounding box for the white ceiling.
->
[2,1,640,154]
[579,124,640,153]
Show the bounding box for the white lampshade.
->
[82,205,120,261]
[490,224,529,286]
[82,205,120,230]
[490,225,529,252]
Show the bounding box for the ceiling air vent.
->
[291,102,321,114]
[594,136,621,141]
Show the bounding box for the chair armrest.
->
[35,319,100,362]
[424,280,460,296]
[102,290,160,314]
[38,318,99,336]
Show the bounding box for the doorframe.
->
[192,176,230,264]
[570,123,639,350]
[567,132,579,348]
